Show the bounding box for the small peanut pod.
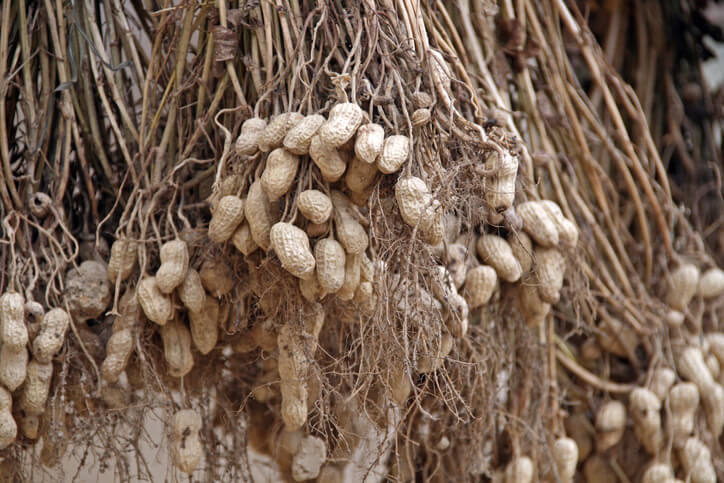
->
[534,247,566,303]
[208,195,245,243]
[278,324,309,430]
[261,148,300,201]
[508,232,534,273]
[107,238,137,282]
[101,328,133,383]
[629,388,664,455]
[331,191,369,255]
[189,297,219,355]
[541,200,579,246]
[161,319,194,378]
[665,263,700,311]
[292,435,327,481]
[270,223,316,280]
[297,190,333,225]
[172,409,203,474]
[698,267,724,298]
[178,268,207,313]
[503,456,534,483]
[679,437,716,483]
[319,103,363,148]
[484,149,518,211]
[595,400,626,452]
[668,382,699,447]
[395,176,439,235]
[0,345,28,391]
[245,180,276,251]
[137,277,174,325]
[0,387,16,449]
[641,464,675,483]
[354,123,384,164]
[314,238,346,293]
[0,292,28,348]
[377,135,410,174]
[677,346,724,437]
[258,112,304,152]
[463,265,497,309]
[516,280,551,328]
[650,367,676,401]
[232,222,259,256]
[309,134,347,182]
[429,50,452,101]
[336,254,361,301]
[19,360,53,416]
[551,437,578,483]
[235,117,267,156]
[353,281,376,314]
[283,114,325,155]
[476,235,522,283]
[517,201,559,247]
[345,156,378,194]
[32,308,70,363]
[156,239,190,294]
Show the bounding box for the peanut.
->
[417,332,453,373]
[336,254,361,301]
[667,382,699,448]
[309,134,347,182]
[156,239,189,294]
[508,232,534,273]
[284,114,325,155]
[641,464,675,483]
[484,149,518,211]
[679,437,716,483]
[0,387,16,449]
[411,108,431,126]
[261,148,300,201]
[199,259,234,297]
[189,297,219,355]
[278,324,309,430]
[354,123,384,164]
[665,263,700,311]
[629,388,663,454]
[235,117,267,156]
[516,280,551,327]
[101,328,133,383]
[137,277,173,325]
[476,234,522,283]
[19,360,53,416]
[314,238,346,293]
[232,222,259,256]
[270,222,316,280]
[534,246,566,303]
[245,180,276,251]
[595,400,626,452]
[504,456,534,483]
[0,292,28,349]
[552,437,578,483]
[650,367,676,401]
[463,265,497,309]
[345,156,378,194]
[299,276,325,302]
[0,345,27,391]
[160,319,194,378]
[107,238,137,283]
[29,307,67,364]
[698,267,724,298]
[331,191,369,255]
[394,176,441,239]
[258,112,304,152]
[377,135,410,174]
[517,201,560,247]
[319,103,363,148]
[677,346,724,437]
[172,409,203,474]
[541,200,579,246]
[297,190,333,225]
[177,268,206,313]
[208,195,245,243]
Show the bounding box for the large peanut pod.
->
[19,360,53,416]
[189,297,219,355]
[665,263,700,311]
[331,191,369,255]
[476,235,522,283]
[319,103,363,147]
[595,400,626,452]
[278,324,308,430]
[309,134,347,182]
[231,222,259,256]
[0,345,27,391]
[516,280,550,328]
[699,267,724,298]
[0,387,16,450]
[541,200,579,246]
[101,328,133,383]
[261,148,300,201]
[314,238,346,293]
[0,292,28,348]
[629,388,663,455]
[245,180,275,251]
[32,308,70,363]
[677,346,724,437]
[463,265,497,309]
[258,112,304,152]
[378,135,410,174]
[394,176,435,232]
[484,149,518,211]
[354,123,384,164]
[107,239,137,282]
[508,232,534,273]
[679,438,716,483]
[270,223,316,280]
[641,464,675,483]
[208,195,245,243]
[161,319,194,378]
[172,409,203,474]
[503,456,534,483]
[292,435,327,481]
[336,254,361,301]
[345,156,378,194]
[283,114,325,155]
[137,277,173,325]
[551,437,578,483]
[156,239,189,294]
[517,201,559,247]
[178,268,206,313]
[668,382,699,448]
[235,117,267,156]
[534,247,566,304]
[297,190,332,225]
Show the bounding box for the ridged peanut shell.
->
[517,280,550,327]
[161,319,194,378]
[177,268,206,313]
[258,112,303,152]
[508,232,534,273]
[32,308,70,363]
[156,239,189,294]
[378,135,409,174]
[297,190,333,225]
[595,400,626,451]
[395,176,434,231]
[137,277,173,325]
[19,360,53,416]
[336,254,361,301]
[235,117,267,156]
[354,123,384,164]
[208,195,245,243]
[541,200,579,246]
[345,156,378,194]
[698,267,724,298]
[668,382,699,446]
[476,235,522,282]
[504,457,533,483]
[107,239,137,282]
[101,328,133,383]
[245,180,275,251]
[679,438,716,483]
[319,103,363,148]
[189,297,219,355]
[0,292,27,348]
[665,263,700,310]
[0,388,16,449]
[331,192,368,255]
[0,345,27,391]
[261,148,300,201]
[463,265,497,309]
[310,135,347,182]
[284,114,325,155]
[534,247,566,304]
[270,222,316,280]
[484,149,518,211]
[314,239,346,292]
[517,201,559,247]
[629,388,663,454]
[173,409,202,474]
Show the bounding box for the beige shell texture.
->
[318,103,363,148]
[258,112,304,152]
[698,267,724,298]
[297,190,333,225]
[309,134,347,182]
[378,135,410,174]
[336,254,361,301]
[199,259,235,297]
[484,149,518,211]
[314,238,346,293]
[0,292,28,348]
[534,247,566,304]
[394,176,435,232]
[283,114,325,155]
[665,263,700,311]
[137,277,173,325]
[232,222,259,256]
[261,148,300,202]
[189,297,219,355]
[517,201,560,247]
[235,117,267,156]
[156,239,190,294]
[354,123,385,164]
[270,222,316,280]
[32,308,70,363]
[508,232,534,273]
[245,180,276,251]
[20,360,53,416]
[161,319,194,378]
[0,345,28,391]
[177,268,207,313]
[208,195,245,243]
[463,265,497,309]
[476,235,522,283]
[332,197,369,255]
[107,239,137,283]
[101,328,133,383]
[345,156,378,194]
